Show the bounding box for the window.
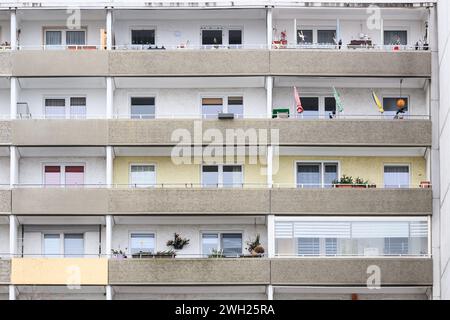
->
[275,218,429,257]
[384,30,407,46]
[202,98,223,119]
[384,237,409,255]
[130,233,155,254]
[297,162,338,188]
[228,29,242,46]
[227,97,244,118]
[297,238,320,256]
[70,97,87,119]
[131,29,155,45]
[45,98,66,119]
[202,232,243,257]
[45,29,86,46]
[64,234,84,257]
[202,29,223,46]
[131,97,155,119]
[44,234,61,257]
[383,97,409,118]
[297,29,313,44]
[45,97,87,119]
[202,165,243,188]
[44,165,85,186]
[299,97,319,118]
[44,233,85,257]
[130,165,156,187]
[317,30,336,44]
[324,97,336,118]
[384,165,410,188]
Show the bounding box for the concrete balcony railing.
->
[109,259,271,285]
[0,49,431,77]
[108,258,432,286]
[0,259,11,285]
[8,186,432,216]
[5,118,432,147]
[0,189,12,214]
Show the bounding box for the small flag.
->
[333,87,344,113]
[294,86,303,113]
[372,91,384,113]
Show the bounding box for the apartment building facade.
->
[0,0,441,300]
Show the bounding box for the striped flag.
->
[333,87,344,113]
[294,86,303,113]
[372,91,384,113]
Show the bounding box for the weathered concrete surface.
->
[0,121,11,145]
[270,189,432,215]
[270,50,431,77]
[12,188,108,215]
[109,259,271,285]
[11,120,108,146]
[271,258,433,286]
[0,52,12,76]
[108,189,271,215]
[0,260,11,284]
[0,190,11,214]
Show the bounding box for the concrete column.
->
[9,285,16,301]
[106,146,114,187]
[10,9,17,50]
[10,146,19,188]
[265,76,273,118]
[267,146,273,187]
[10,77,18,120]
[106,285,113,300]
[336,18,341,43]
[266,7,273,49]
[267,285,274,300]
[106,215,113,258]
[9,215,17,258]
[106,77,114,119]
[267,215,275,258]
[106,9,113,50]
[380,19,384,47]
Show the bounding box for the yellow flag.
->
[372,91,384,113]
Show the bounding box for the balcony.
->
[109,258,270,285]
[270,258,432,286]
[0,259,10,284]
[10,258,108,285]
[0,189,11,214]
[6,118,432,147]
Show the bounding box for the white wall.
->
[273,87,427,117]
[0,157,9,186]
[0,89,10,118]
[114,19,266,48]
[0,19,11,44]
[19,88,106,118]
[111,224,267,258]
[19,157,106,185]
[114,87,266,118]
[0,225,9,258]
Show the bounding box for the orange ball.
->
[396,99,406,109]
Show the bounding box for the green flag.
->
[333,87,344,113]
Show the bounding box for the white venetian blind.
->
[352,222,409,238]
[293,222,351,238]
[410,221,428,237]
[275,222,293,238]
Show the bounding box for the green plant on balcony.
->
[354,177,370,189]
[111,248,127,259]
[333,175,354,188]
[154,250,177,258]
[166,233,190,250]
[208,249,225,258]
[244,234,265,257]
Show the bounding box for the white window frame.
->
[42,95,87,119]
[129,26,157,47]
[43,27,88,47]
[227,26,244,48]
[199,93,245,118]
[383,163,411,188]
[383,27,409,46]
[294,95,338,119]
[201,164,244,188]
[200,231,244,256]
[382,94,411,116]
[296,25,336,45]
[295,160,340,188]
[129,163,157,187]
[41,232,85,257]
[128,231,157,256]
[42,163,86,186]
[128,93,157,119]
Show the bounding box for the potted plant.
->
[131,251,154,259]
[166,233,190,250]
[111,248,127,259]
[154,250,176,259]
[333,175,354,188]
[208,249,225,258]
[353,177,369,189]
[243,234,265,258]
